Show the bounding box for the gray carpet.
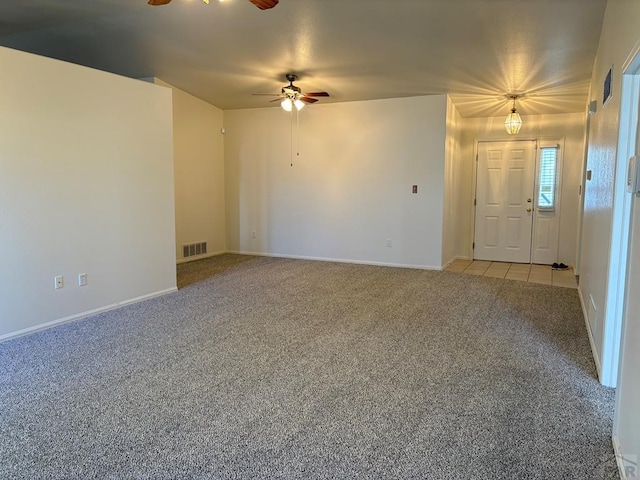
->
[0,254,618,479]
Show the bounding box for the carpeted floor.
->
[0,254,618,479]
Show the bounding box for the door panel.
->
[474,141,536,262]
[485,217,499,246]
[535,216,552,250]
[508,168,525,204]
[506,216,522,248]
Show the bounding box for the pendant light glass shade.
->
[294,99,305,110]
[281,98,293,112]
[504,96,522,134]
[504,110,522,134]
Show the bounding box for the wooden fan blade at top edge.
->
[304,92,330,97]
[269,98,283,103]
[247,0,279,10]
[300,97,319,104]
[148,0,172,5]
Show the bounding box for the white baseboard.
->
[442,258,455,269]
[442,255,472,269]
[226,250,442,271]
[578,287,602,380]
[613,436,626,480]
[176,250,226,264]
[0,287,178,343]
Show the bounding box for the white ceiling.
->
[0,0,607,117]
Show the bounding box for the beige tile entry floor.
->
[445,259,578,289]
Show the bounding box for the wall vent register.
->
[183,242,207,258]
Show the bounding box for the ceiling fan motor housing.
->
[252,74,328,106]
[283,85,301,95]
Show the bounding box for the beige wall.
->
[0,47,176,340]
[154,79,226,262]
[443,97,463,265]
[458,113,586,264]
[224,95,449,269]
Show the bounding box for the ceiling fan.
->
[147,0,279,10]
[253,74,330,111]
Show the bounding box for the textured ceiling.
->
[0,0,607,117]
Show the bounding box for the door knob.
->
[526,207,532,213]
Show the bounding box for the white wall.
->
[584,0,640,471]
[153,79,226,262]
[458,113,586,263]
[620,191,640,475]
[224,95,449,269]
[0,47,176,340]
[443,97,463,265]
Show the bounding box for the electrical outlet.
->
[54,275,63,289]
[252,231,257,239]
[386,238,392,248]
[78,273,87,287]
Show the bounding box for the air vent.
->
[182,242,207,258]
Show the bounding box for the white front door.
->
[474,141,536,263]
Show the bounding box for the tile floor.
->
[445,259,578,289]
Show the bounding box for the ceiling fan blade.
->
[247,0,279,9]
[304,92,330,97]
[148,0,208,5]
[300,97,319,104]
[269,98,284,103]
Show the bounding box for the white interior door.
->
[474,141,536,263]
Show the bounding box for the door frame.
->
[575,112,593,276]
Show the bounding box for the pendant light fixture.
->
[504,95,522,135]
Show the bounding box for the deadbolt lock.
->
[527,198,532,203]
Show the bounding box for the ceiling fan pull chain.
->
[296,107,300,160]
[290,108,294,167]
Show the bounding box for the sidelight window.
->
[538,146,558,210]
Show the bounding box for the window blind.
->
[538,147,558,210]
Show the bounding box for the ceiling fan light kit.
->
[504,95,523,135]
[253,74,330,112]
[280,97,305,112]
[281,98,293,111]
